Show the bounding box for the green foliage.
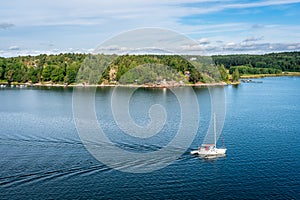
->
[0,53,86,84]
[213,52,300,72]
[232,68,240,82]
[112,55,203,83]
[119,64,184,84]
[218,65,228,82]
[28,67,39,83]
[65,63,80,84]
[51,66,65,83]
[0,58,5,80]
[42,65,53,81]
[77,54,116,84]
[0,52,299,84]
[3,58,28,83]
[229,65,282,75]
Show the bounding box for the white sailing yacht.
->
[191,113,226,157]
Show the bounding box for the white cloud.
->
[8,46,20,51]
[0,48,94,58]
[221,42,300,54]
[198,38,210,45]
[243,36,264,43]
[226,42,235,46]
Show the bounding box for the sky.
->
[1,0,300,57]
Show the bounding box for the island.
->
[0,52,299,87]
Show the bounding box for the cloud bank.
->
[0,0,300,56]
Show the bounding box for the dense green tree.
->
[218,65,228,82]
[65,63,79,84]
[232,68,240,82]
[0,67,3,80]
[5,69,14,83]
[28,67,39,83]
[14,64,28,83]
[4,60,27,83]
[51,66,65,83]
[0,59,5,80]
[42,65,54,81]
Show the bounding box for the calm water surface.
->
[0,77,299,199]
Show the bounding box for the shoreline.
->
[241,72,300,79]
[1,81,230,88]
[1,73,299,88]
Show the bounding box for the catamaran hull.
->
[190,148,227,156]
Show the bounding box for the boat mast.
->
[214,113,216,147]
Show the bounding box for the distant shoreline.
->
[241,72,300,79]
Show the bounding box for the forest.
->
[0,51,299,85]
[213,51,300,73]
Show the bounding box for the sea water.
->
[0,77,299,199]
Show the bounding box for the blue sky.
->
[1,0,300,56]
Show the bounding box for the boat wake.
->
[0,134,200,188]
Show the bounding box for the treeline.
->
[228,65,282,75]
[0,54,226,84]
[0,53,86,84]
[0,52,299,85]
[75,54,227,84]
[212,51,300,73]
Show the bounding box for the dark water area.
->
[0,77,299,199]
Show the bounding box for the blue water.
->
[0,77,299,199]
